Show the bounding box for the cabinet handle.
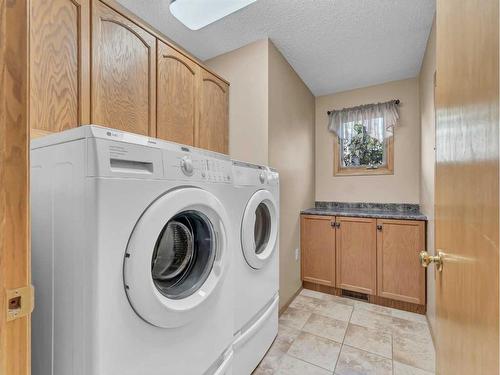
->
[377,224,383,231]
[330,221,336,228]
[336,222,341,228]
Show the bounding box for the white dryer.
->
[230,161,280,375]
[31,126,234,375]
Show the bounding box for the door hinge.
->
[6,285,34,322]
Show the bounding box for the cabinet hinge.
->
[6,285,34,322]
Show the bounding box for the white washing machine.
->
[230,161,280,375]
[31,125,234,375]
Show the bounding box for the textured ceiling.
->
[116,0,435,96]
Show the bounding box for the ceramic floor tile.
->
[300,289,330,300]
[275,354,332,375]
[353,300,427,325]
[252,365,275,375]
[287,331,341,371]
[392,318,433,341]
[353,300,394,316]
[391,309,428,324]
[349,307,394,331]
[275,324,301,350]
[302,313,348,343]
[255,341,288,373]
[393,361,435,375]
[343,323,392,359]
[334,345,392,375]
[290,295,323,312]
[322,294,357,306]
[314,299,354,322]
[279,306,312,330]
[393,331,435,373]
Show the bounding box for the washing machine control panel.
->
[165,150,232,183]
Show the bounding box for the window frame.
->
[333,132,394,176]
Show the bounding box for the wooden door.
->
[435,0,499,373]
[336,217,377,295]
[30,0,90,138]
[376,219,425,305]
[300,215,336,286]
[198,69,229,153]
[157,41,197,145]
[92,0,156,136]
[0,0,32,373]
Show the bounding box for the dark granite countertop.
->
[301,202,427,221]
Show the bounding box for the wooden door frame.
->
[0,0,31,374]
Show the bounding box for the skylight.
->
[169,0,258,30]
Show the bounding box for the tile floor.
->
[253,289,435,375]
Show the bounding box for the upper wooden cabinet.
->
[30,0,90,137]
[300,215,336,286]
[198,70,229,154]
[29,0,229,152]
[157,41,198,146]
[336,217,377,295]
[91,0,156,136]
[377,219,426,305]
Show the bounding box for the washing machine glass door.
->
[124,188,230,328]
[241,190,278,269]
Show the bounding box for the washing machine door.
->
[124,188,230,328]
[241,189,278,269]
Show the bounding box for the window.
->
[328,100,398,176]
[334,120,393,176]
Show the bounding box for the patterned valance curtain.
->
[327,100,400,142]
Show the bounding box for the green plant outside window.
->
[341,123,385,168]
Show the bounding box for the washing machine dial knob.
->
[180,156,194,176]
[259,172,266,183]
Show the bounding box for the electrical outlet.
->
[295,248,299,261]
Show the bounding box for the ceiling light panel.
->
[169,0,258,30]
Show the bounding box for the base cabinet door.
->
[300,215,336,286]
[336,217,377,295]
[198,70,229,154]
[157,41,198,145]
[92,0,156,136]
[377,219,425,304]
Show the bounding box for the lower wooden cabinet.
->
[300,215,336,286]
[336,217,377,295]
[300,214,426,306]
[377,219,426,305]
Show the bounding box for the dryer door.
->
[241,190,278,269]
[124,188,230,328]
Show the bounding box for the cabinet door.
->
[336,217,377,295]
[30,0,90,136]
[198,70,229,153]
[377,219,425,304]
[300,215,336,286]
[157,41,197,145]
[92,0,156,136]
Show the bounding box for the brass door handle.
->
[419,251,443,272]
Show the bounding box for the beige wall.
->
[206,39,269,165]
[419,19,436,333]
[315,79,421,203]
[207,39,315,309]
[268,42,315,310]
